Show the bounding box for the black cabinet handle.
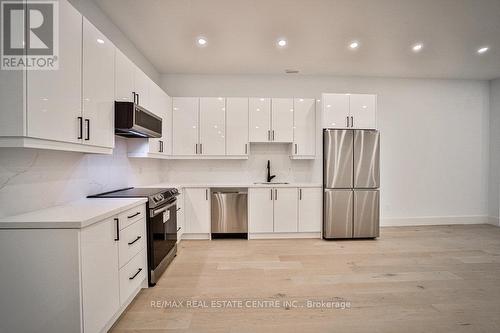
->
[128,236,141,246]
[159,140,163,153]
[132,92,137,104]
[127,212,140,219]
[137,94,140,106]
[351,116,354,127]
[177,227,181,232]
[114,218,120,241]
[176,207,181,211]
[129,268,142,280]
[85,119,90,141]
[77,117,83,139]
[346,116,349,127]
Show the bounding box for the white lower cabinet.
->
[184,188,210,235]
[273,188,298,232]
[248,188,274,232]
[298,188,322,232]
[81,217,120,333]
[249,187,322,236]
[0,202,148,333]
[81,206,147,332]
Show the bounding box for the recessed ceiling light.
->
[277,38,287,48]
[96,38,104,44]
[349,41,359,49]
[412,43,423,52]
[197,37,207,47]
[477,46,489,54]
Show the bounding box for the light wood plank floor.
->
[111,225,500,333]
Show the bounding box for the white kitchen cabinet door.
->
[350,94,377,129]
[248,188,274,233]
[322,93,350,129]
[27,0,82,143]
[226,98,249,155]
[162,94,173,155]
[81,217,120,333]
[184,188,210,233]
[298,188,322,232]
[249,98,271,142]
[271,98,294,142]
[273,188,298,232]
[148,83,169,155]
[115,49,135,102]
[173,97,199,155]
[200,97,226,155]
[82,18,115,149]
[133,67,150,109]
[293,98,316,157]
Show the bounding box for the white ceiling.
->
[95,0,500,79]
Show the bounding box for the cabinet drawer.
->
[118,204,146,230]
[119,250,146,305]
[119,219,146,268]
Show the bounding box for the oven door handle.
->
[150,201,176,218]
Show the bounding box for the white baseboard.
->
[487,216,500,226]
[249,232,321,239]
[381,215,490,227]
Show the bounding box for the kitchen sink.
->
[253,182,290,185]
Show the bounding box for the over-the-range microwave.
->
[115,101,162,138]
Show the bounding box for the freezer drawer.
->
[324,130,353,188]
[323,189,353,239]
[354,130,380,188]
[211,189,248,234]
[353,190,379,238]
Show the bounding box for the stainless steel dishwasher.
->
[211,188,248,238]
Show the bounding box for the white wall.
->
[489,79,500,225]
[162,74,490,225]
[0,138,162,218]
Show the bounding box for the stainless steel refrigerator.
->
[323,129,380,239]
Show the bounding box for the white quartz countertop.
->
[143,182,322,189]
[0,198,147,229]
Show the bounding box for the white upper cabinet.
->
[147,83,170,155]
[249,98,271,142]
[322,93,377,129]
[133,68,150,109]
[115,49,135,102]
[350,94,377,129]
[173,97,199,155]
[226,98,249,156]
[322,93,350,129]
[298,188,322,232]
[271,98,294,143]
[115,49,150,109]
[26,0,82,144]
[292,98,316,157]
[82,18,115,149]
[273,188,298,232]
[199,98,226,155]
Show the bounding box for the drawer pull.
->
[129,268,142,280]
[177,227,181,232]
[127,212,141,219]
[128,236,141,246]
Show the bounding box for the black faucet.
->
[267,160,276,183]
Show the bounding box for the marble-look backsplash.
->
[0,137,163,218]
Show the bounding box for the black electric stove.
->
[88,187,179,286]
